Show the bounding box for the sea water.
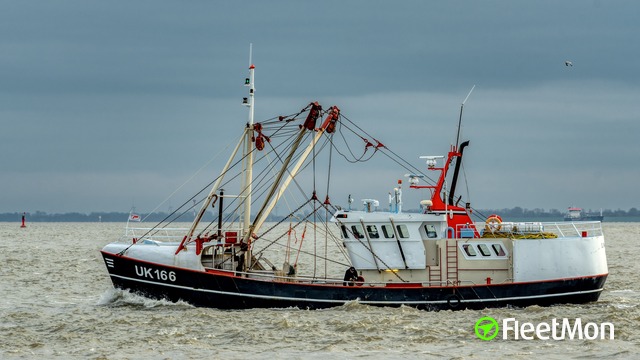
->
[0,222,638,359]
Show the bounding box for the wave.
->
[96,288,194,309]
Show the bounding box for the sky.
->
[2,0,639,214]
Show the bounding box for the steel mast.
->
[242,45,256,269]
[242,45,255,234]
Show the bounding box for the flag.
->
[129,213,141,222]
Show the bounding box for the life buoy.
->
[485,214,502,232]
[356,275,365,286]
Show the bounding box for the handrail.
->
[121,226,245,243]
[474,220,603,239]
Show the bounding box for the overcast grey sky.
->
[2,0,639,214]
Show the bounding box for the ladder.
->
[446,240,459,284]
[428,265,441,285]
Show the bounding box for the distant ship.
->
[564,207,604,222]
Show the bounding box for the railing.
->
[472,220,603,239]
[538,221,603,238]
[122,227,188,243]
[121,226,246,244]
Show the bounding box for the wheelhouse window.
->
[424,224,438,238]
[381,225,395,238]
[462,244,477,256]
[396,224,410,238]
[478,244,491,256]
[492,244,506,256]
[351,225,364,239]
[460,242,508,259]
[340,225,349,239]
[366,225,380,239]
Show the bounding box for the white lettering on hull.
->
[134,265,177,282]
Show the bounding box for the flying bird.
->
[565,60,573,67]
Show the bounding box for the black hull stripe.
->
[108,273,604,306]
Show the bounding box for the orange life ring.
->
[356,275,365,286]
[485,214,502,232]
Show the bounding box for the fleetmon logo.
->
[475,316,499,341]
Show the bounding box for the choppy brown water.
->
[1,222,638,359]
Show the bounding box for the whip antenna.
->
[455,85,475,148]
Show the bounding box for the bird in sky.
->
[565,60,573,67]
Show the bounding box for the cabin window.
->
[478,244,491,256]
[340,225,349,239]
[351,225,364,239]
[396,224,410,238]
[492,244,506,256]
[462,244,477,257]
[381,225,395,238]
[461,242,507,259]
[424,224,438,238]
[366,225,380,239]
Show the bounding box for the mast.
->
[243,45,255,234]
[242,45,256,270]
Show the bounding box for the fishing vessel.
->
[101,63,608,310]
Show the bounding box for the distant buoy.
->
[20,212,26,228]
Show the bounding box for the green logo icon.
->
[475,316,499,341]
